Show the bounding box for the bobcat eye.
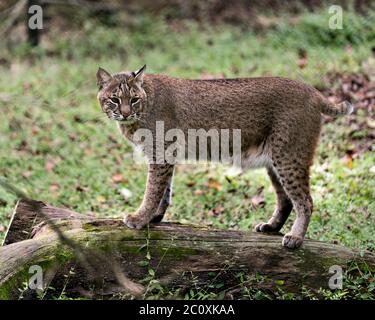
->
[130,97,140,106]
[110,97,120,105]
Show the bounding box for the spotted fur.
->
[96,65,352,249]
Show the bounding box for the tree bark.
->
[0,198,374,299]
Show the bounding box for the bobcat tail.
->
[321,100,354,117]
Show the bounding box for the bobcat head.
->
[96,65,146,123]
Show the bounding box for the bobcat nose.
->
[120,104,131,117]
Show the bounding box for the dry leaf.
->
[206,177,222,191]
[208,205,225,217]
[31,126,40,135]
[112,174,125,183]
[45,157,61,173]
[49,183,60,192]
[45,160,56,172]
[251,188,265,209]
[194,189,204,196]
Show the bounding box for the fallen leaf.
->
[208,205,225,217]
[0,225,5,232]
[206,177,222,191]
[112,174,125,183]
[49,183,60,192]
[251,187,265,209]
[45,160,56,172]
[194,189,204,196]
[45,157,61,173]
[31,126,40,135]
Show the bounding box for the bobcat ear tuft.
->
[135,64,146,77]
[129,64,146,87]
[96,67,112,89]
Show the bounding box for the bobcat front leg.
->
[151,168,174,223]
[124,163,174,229]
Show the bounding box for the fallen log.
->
[0,198,374,299]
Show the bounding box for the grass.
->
[0,8,374,298]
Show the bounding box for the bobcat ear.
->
[129,64,146,87]
[96,67,112,89]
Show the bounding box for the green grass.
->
[0,8,374,298]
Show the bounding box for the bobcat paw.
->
[123,214,148,229]
[254,222,278,233]
[282,233,303,249]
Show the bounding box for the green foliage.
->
[271,10,375,48]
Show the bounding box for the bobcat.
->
[96,65,353,249]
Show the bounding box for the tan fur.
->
[96,66,353,249]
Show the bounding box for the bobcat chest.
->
[118,122,139,142]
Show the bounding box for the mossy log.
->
[0,198,374,299]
